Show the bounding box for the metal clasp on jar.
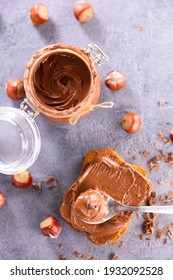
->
[84,44,109,66]
[20,99,39,120]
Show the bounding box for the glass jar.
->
[0,43,108,175]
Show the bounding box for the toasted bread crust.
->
[82,148,147,177]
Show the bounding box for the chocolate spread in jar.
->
[60,155,153,245]
[24,43,102,123]
[33,53,91,111]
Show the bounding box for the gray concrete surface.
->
[0,0,173,260]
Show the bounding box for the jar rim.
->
[24,43,98,119]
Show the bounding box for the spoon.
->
[82,194,173,224]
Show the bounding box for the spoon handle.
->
[123,205,173,214]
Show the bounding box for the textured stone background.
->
[0,0,173,260]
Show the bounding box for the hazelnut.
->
[11,170,33,189]
[105,70,126,91]
[73,1,94,22]
[5,79,25,100]
[170,129,173,143]
[40,216,62,238]
[0,191,6,209]
[30,3,49,25]
[122,112,142,134]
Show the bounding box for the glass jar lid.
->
[0,107,41,175]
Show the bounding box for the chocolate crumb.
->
[143,217,154,235]
[166,153,173,167]
[157,101,162,107]
[73,251,95,260]
[32,182,42,190]
[140,234,145,240]
[132,155,137,161]
[147,156,161,173]
[160,190,173,204]
[163,238,168,245]
[167,152,173,162]
[147,150,173,172]
[167,223,173,227]
[165,99,170,105]
[59,255,67,260]
[147,191,157,206]
[158,150,166,161]
[157,179,163,185]
[142,192,158,236]
[165,140,172,147]
[157,131,165,141]
[156,223,173,243]
[157,229,163,240]
[110,253,119,260]
[157,131,170,144]
[45,176,57,188]
[139,150,150,158]
[58,243,63,248]
[167,229,173,239]
[118,241,124,248]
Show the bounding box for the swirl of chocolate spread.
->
[73,189,109,223]
[33,53,91,111]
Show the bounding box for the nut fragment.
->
[32,182,42,190]
[122,112,142,134]
[59,255,67,260]
[170,129,173,143]
[0,191,6,209]
[110,253,119,260]
[11,170,33,189]
[73,1,94,22]
[30,3,49,25]
[40,216,62,238]
[105,70,126,91]
[5,79,25,99]
[45,176,57,188]
[73,251,95,260]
